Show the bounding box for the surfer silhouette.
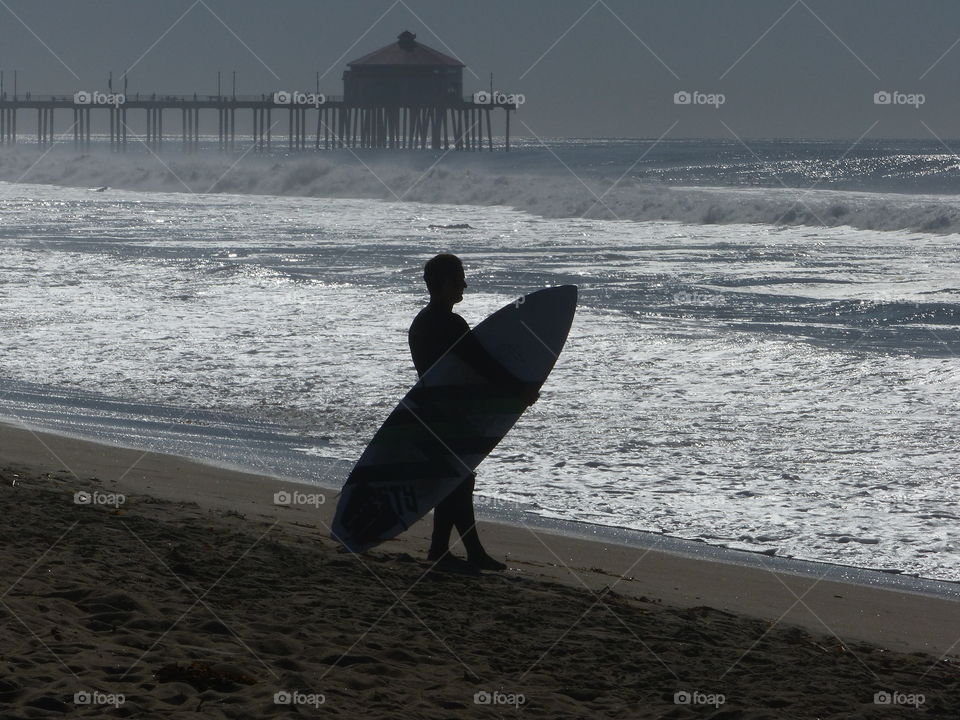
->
[409,254,537,573]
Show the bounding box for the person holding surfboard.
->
[330,264,576,563]
[409,253,538,573]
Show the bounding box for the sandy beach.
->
[1,420,958,718]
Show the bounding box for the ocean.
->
[0,138,957,580]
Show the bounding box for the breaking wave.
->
[1,145,960,234]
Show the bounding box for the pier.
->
[0,30,519,153]
[0,93,516,152]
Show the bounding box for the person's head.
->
[423,253,466,305]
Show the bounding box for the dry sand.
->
[1,421,959,718]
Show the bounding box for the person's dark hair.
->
[423,253,463,295]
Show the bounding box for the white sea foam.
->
[1,145,960,234]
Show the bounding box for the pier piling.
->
[0,95,515,152]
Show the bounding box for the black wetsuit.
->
[408,302,520,558]
[408,303,519,385]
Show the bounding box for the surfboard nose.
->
[556,284,578,305]
[520,284,577,309]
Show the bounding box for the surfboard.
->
[330,285,578,553]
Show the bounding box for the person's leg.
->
[427,487,459,560]
[450,474,483,557]
[427,477,482,574]
[429,474,482,556]
[451,474,506,571]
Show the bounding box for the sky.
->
[1,0,959,139]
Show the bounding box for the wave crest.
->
[2,147,960,234]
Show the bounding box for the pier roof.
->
[347,30,464,68]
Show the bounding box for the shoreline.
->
[6,410,959,600]
[6,413,960,601]
[3,419,959,658]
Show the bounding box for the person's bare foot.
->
[427,552,480,575]
[468,553,507,572]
